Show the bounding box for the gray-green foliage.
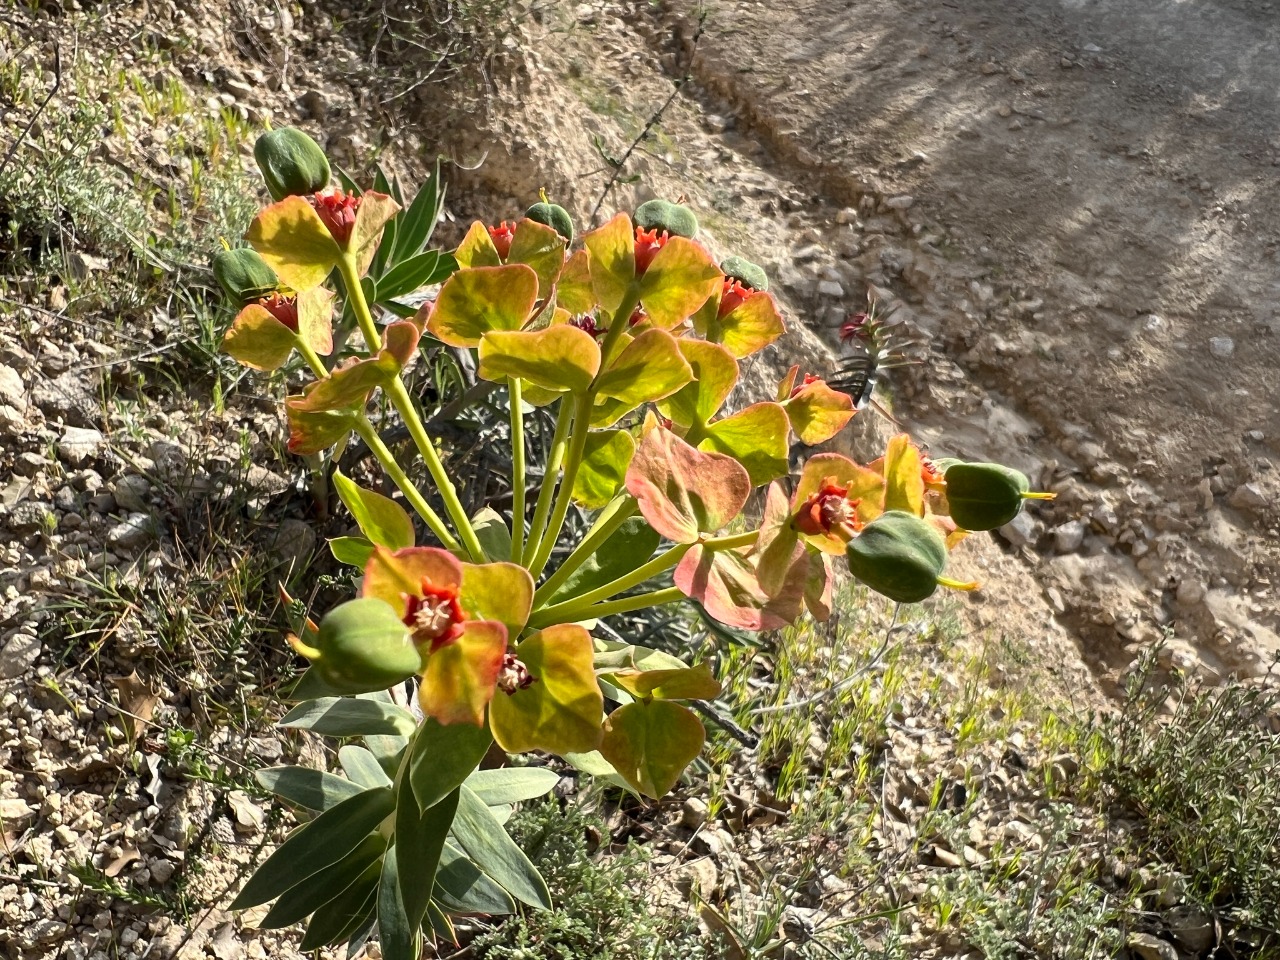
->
[471,801,707,960]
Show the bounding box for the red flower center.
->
[789,373,823,399]
[795,478,863,539]
[401,579,465,652]
[634,226,669,275]
[258,293,299,333]
[496,652,538,695]
[489,221,516,260]
[921,458,944,486]
[309,188,361,247]
[570,314,606,339]
[718,277,753,319]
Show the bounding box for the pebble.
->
[1127,933,1177,960]
[883,194,915,210]
[112,475,152,512]
[1174,578,1206,607]
[1052,519,1086,553]
[0,629,41,679]
[1227,482,1267,511]
[57,426,105,466]
[998,512,1041,548]
[0,364,24,408]
[106,513,157,551]
[1208,336,1235,358]
[681,797,709,830]
[816,279,846,298]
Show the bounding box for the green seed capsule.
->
[846,510,948,604]
[943,461,1045,531]
[212,248,280,306]
[525,201,574,242]
[306,598,423,696]
[254,127,332,202]
[634,198,699,238]
[719,255,769,292]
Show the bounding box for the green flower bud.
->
[302,598,424,696]
[212,247,280,306]
[846,510,948,604]
[525,201,574,242]
[253,127,332,202]
[634,198,698,238]
[943,462,1054,532]
[719,255,769,292]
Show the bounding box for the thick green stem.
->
[557,586,686,623]
[353,418,461,554]
[522,398,573,566]
[531,496,638,608]
[527,392,593,579]
[337,254,486,563]
[508,378,527,562]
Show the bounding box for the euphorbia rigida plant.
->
[215,128,1052,954]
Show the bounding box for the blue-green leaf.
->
[339,745,392,789]
[450,786,550,909]
[297,859,380,950]
[409,718,492,811]
[279,697,417,738]
[254,765,365,812]
[258,833,386,929]
[433,842,516,915]
[395,775,458,934]
[463,768,560,805]
[376,846,417,960]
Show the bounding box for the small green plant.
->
[212,127,1054,956]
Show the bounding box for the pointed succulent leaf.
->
[657,339,738,427]
[571,429,635,508]
[636,237,722,329]
[418,621,508,727]
[338,745,392,789]
[332,469,415,550]
[783,379,856,445]
[477,326,600,393]
[410,718,493,811]
[257,833,386,930]
[698,402,790,487]
[391,161,444,262]
[625,422,751,543]
[428,264,539,347]
[247,195,342,292]
[376,846,416,960]
[434,843,516,915]
[394,773,458,937]
[464,768,561,805]
[600,699,705,799]
[278,695,418,738]
[583,212,635,313]
[507,218,566,298]
[459,561,533,635]
[489,624,603,755]
[254,765,366,812]
[374,251,456,302]
[230,785,395,909]
[451,786,551,909]
[296,859,380,950]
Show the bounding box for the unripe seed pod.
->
[212,248,280,306]
[254,127,332,202]
[525,201,574,242]
[846,510,948,604]
[634,198,699,238]
[943,461,1051,531]
[305,598,424,696]
[719,255,769,292]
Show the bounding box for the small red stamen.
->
[921,458,944,486]
[401,578,466,652]
[309,188,361,247]
[489,221,516,259]
[634,226,669,275]
[839,312,871,343]
[570,315,606,339]
[627,305,649,327]
[794,478,863,539]
[718,277,753,319]
[257,293,299,333]
[788,373,823,399]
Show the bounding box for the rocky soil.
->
[2,0,1278,957]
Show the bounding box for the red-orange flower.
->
[789,373,823,399]
[489,221,516,259]
[309,187,361,247]
[921,457,945,487]
[634,225,669,275]
[718,277,754,319]
[794,477,863,540]
[571,314,606,339]
[256,292,299,333]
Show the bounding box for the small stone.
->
[1244,429,1265,442]
[228,790,264,834]
[1127,933,1177,960]
[12,451,48,477]
[112,475,152,512]
[1165,905,1213,952]
[792,244,825,262]
[681,797,709,830]
[57,426,105,466]
[149,858,176,885]
[702,114,728,134]
[1227,482,1267,511]
[980,61,1000,75]
[0,364,24,408]
[1174,578,1206,607]
[835,207,859,225]
[107,513,158,551]
[1052,519,1086,553]
[816,279,846,298]
[998,512,1042,548]
[53,824,77,847]
[883,194,915,210]
[1208,336,1235,358]
[270,518,316,571]
[6,501,52,535]
[31,372,98,427]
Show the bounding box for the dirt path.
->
[626,0,1280,683]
